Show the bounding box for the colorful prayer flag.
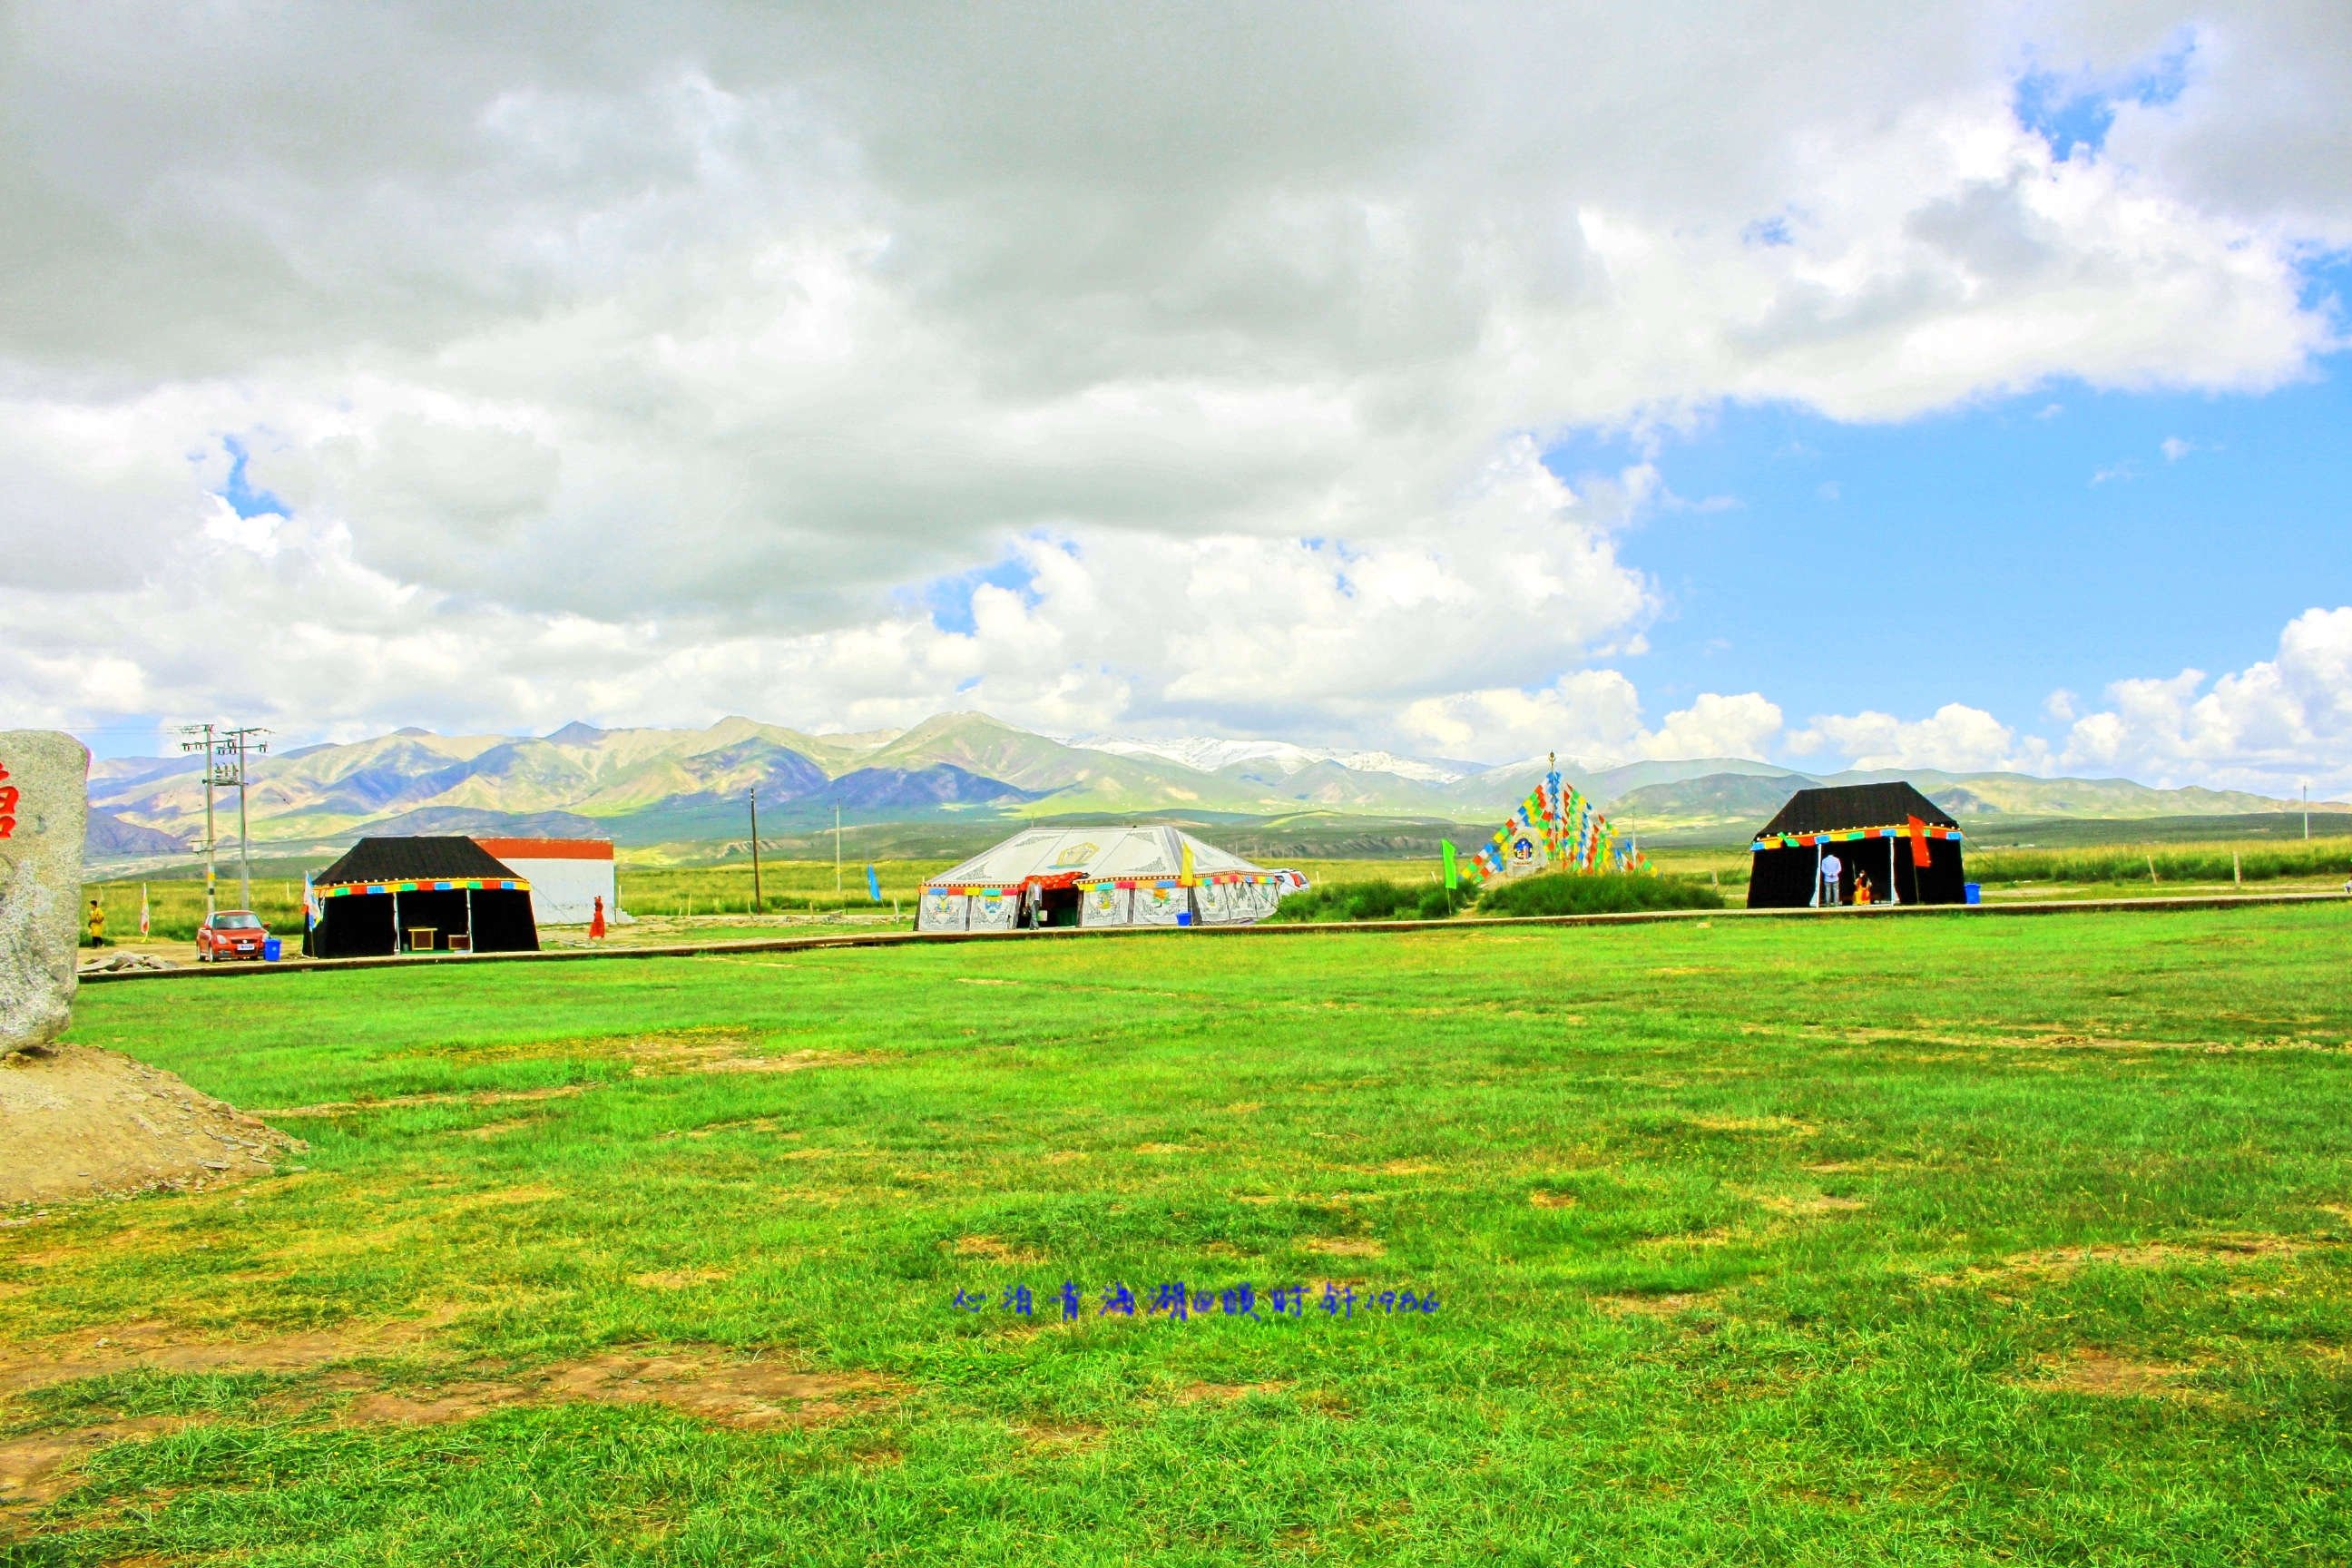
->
[1441,839,1458,889]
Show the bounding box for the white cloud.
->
[1398,674,1780,767]
[0,2,2346,765]
[2161,436,2195,461]
[2055,607,2352,793]
[1788,702,2048,773]
[1772,610,2352,799]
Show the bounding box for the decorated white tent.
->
[916,826,1306,933]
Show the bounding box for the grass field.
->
[6,906,2351,1561]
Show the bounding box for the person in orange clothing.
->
[1853,871,1873,906]
[590,895,607,939]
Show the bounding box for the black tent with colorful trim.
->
[302,836,539,958]
[1746,783,1965,908]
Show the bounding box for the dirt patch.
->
[259,1083,592,1119]
[1013,1420,1106,1451]
[1636,1228,1735,1254]
[347,1350,887,1430]
[1743,1191,1867,1217]
[1173,1381,1287,1405]
[1302,1237,1387,1258]
[454,1119,534,1140]
[0,1044,305,1207]
[2020,1351,2212,1401]
[1688,1115,1818,1137]
[1043,1151,1090,1164]
[0,1417,188,1512]
[1592,1291,1721,1318]
[0,1343,887,1523]
[1953,1233,2332,1283]
[667,1051,858,1078]
[0,1302,466,1400]
[1377,1161,1441,1176]
[631,1269,731,1290]
[1134,1143,1199,1155]
[1528,1191,1579,1210]
[951,1235,1044,1264]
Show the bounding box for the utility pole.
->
[221,727,268,910]
[179,723,220,921]
[749,788,762,913]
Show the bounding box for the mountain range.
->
[83,710,2344,863]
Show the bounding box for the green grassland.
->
[7,906,2352,1562]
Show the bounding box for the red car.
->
[196,909,270,961]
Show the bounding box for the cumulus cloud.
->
[1399,674,1781,767]
[0,1,2346,763]
[1770,610,2352,798]
[1788,703,2049,773]
[2055,607,2352,793]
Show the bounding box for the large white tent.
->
[916,826,1306,933]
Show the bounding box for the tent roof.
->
[926,826,1263,887]
[314,836,524,888]
[1755,783,1957,841]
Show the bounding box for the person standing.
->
[590,895,607,940]
[87,897,107,946]
[1820,852,1843,906]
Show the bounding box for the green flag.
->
[1441,839,1458,889]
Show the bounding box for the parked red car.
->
[196,909,270,961]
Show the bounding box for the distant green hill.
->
[83,710,2344,864]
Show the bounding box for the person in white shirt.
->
[1820,852,1843,906]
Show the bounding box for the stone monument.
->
[0,730,89,1056]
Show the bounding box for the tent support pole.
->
[1889,834,1899,906]
[1809,842,1821,907]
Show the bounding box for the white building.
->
[473,838,622,926]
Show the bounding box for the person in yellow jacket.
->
[87,897,108,946]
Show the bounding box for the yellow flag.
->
[1181,840,1196,885]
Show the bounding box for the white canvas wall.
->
[1081,886,1131,926]
[918,890,970,932]
[499,855,617,926]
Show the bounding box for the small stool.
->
[406,926,437,952]
[447,933,472,954]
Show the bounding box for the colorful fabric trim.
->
[1455,769,1651,883]
[1749,826,1963,852]
[315,877,529,898]
[928,871,1298,895]
[1076,871,1292,891]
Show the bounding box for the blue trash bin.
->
[263,936,283,961]
[1963,884,1981,906]
[1176,912,1192,927]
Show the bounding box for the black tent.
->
[1746,783,1965,909]
[303,837,540,958]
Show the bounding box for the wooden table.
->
[406,927,437,952]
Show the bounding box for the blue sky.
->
[1561,344,2352,745]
